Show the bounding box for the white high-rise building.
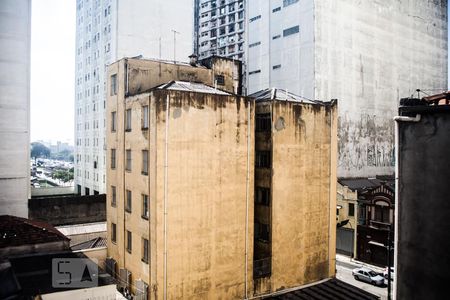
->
[0,0,31,217]
[194,0,245,60]
[247,0,447,177]
[75,0,194,195]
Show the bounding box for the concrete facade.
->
[396,100,450,300]
[74,0,195,195]
[0,0,31,218]
[194,0,245,60]
[247,0,448,178]
[106,61,337,299]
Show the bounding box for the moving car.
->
[352,267,385,286]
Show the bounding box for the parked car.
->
[383,266,395,280]
[352,267,385,286]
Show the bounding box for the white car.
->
[352,267,385,286]
[383,267,395,280]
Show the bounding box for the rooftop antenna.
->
[172,29,180,64]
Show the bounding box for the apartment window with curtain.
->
[126,230,132,253]
[142,105,149,129]
[142,194,149,219]
[126,149,132,171]
[111,185,116,207]
[142,150,148,175]
[111,149,116,169]
[126,189,132,212]
[142,238,149,263]
[126,109,132,131]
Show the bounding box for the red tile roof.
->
[0,215,69,248]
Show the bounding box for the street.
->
[336,257,388,300]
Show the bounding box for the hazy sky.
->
[30,2,449,146]
[31,0,75,144]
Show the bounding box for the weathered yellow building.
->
[106,58,337,299]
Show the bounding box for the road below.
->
[336,260,388,300]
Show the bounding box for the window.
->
[126,230,132,253]
[249,15,261,23]
[375,205,390,223]
[283,0,299,7]
[256,151,271,168]
[111,111,116,132]
[349,203,355,217]
[126,189,132,212]
[142,106,149,129]
[142,238,149,263]
[111,186,116,207]
[256,187,270,206]
[142,194,149,219]
[249,70,261,75]
[273,64,281,70]
[256,113,271,132]
[272,7,281,12]
[249,42,261,48]
[126,149,132,171]
[126,109,132,131]
[111,149,116,169]
[254,222,270,242]
[110,74,117,95]
[142,150,148,175]
[283,25,300,37]
[215,75,225,86]
[111,223,116,243]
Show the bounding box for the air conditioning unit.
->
[118,268,131,290]
[134,280,149,300]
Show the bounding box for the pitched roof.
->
[71,237,107,251]
[0,215,69,248]
[267,278,379,300]
[249,88,324,105]
[156,81,231,95]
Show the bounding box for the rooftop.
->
[249,88,327,105]
[338,176,394,193]
[0,215,68,248]
[71,237,107,251]
[156,81,231,95]
[266,278,379,300]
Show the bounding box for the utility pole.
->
[171,29,180,64]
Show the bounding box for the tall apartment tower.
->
[247,0,448,178]
[74,0,194,195]
[0,0,31,217]
[194,0,246,60]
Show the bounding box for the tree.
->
[31,142,50,159]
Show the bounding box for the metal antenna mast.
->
[171,29,180,64]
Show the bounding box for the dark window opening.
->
[255,187,270,206]
[256,151,271,168]
[215,74,225,86]
[256,113,271,132]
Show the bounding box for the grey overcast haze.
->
[30,1,450,145]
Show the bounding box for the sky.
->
[30,2,450,146]
[31,0,75,145]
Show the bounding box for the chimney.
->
[189,54,198,67]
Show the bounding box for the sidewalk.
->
[336,254,385,273]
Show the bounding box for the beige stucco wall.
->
[337,183,358,230]
[107,80,255,298]
[253,100,337,294]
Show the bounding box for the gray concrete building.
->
[247,0,448,177]
[194,0,245,60]
[74,0,194,195]
[0,0,32,217]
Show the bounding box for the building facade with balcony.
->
[194,0,245,60]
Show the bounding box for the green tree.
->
[31,142,50,159]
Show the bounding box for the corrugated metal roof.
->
[71,237,107,251]
[266,278,380,300]
[56,222,106,236]
[338,176,395,193]
[157,81,231,95]
[249,88,321,104]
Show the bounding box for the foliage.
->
[31,142,50,158]
[52,169,74,183]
